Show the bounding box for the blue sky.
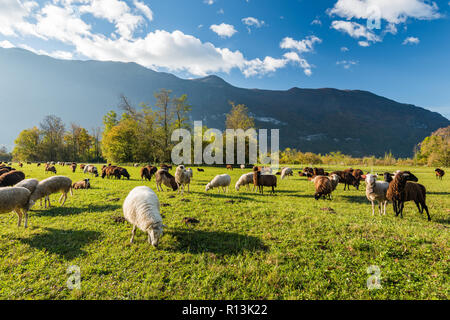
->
[1,0,449,118]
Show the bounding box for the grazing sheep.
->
[37,163,41,167]
[15,178,39,194]
[175,165,191,194]
[240,164,245,169]
[226,164,233,170]
[386,171,431,221]
[79,164,85,170]
[72,179,90,189]
[331,171,360,190]
[45,164,57,174]
[235,172,255,192]
[281,167,293,180]
[114,167,130,180]
[206,174,231,193]
[365,174,389,216]
[84,164,99,177]
[160,164,172,170]
[0,171,25,187]
[134,163,139,167]
[123,186,166,247]
[70,163,77,173]
[140,165,158,181]
[197,168,204,172]
[253,168,277,194]
[18,163,23,168]
[0,168,11,176]
[155,169,178,192]
[435,168,445,180]
[30,176,73,208]
[0,187,33,227]
[352,169,365,181]
[313,174,339,200]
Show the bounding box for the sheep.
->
[155,169,178,191]
[30,176,73,208]
[140,166,158,181]
[352,169,365,181]
[365,174,389,216]
[175,165,191,194]
[386,171,431,221]
[72,179,90,189]
[0,171,25,187]
[79,164,85,170]
[160,163,172,170]
[134,163,139,167]
[235,172,255,192]
[84,164,99,177]
[0,168,11,176]
[300,167,314,177]
[281,167,293,179]
[185,168,193,179]
[313,168,325,176]
[15,178,39,194]
[226,164,233,170]
[45,164,57,174]
[206,174,231,193]
[313,174,339,200]
[0,187,33,227]
[114,167,130,180]
[240,164,245,169]
[435,168,445,180]
[123,186,166,247]
[253,168,277,194]
[331,171,360,190]
[197,168,205,172]
[70,163,77,173]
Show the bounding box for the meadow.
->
[0,164,448,300]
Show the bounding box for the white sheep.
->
[281,167,293,179]
[175,165,191,194]
[15,178,39,194]
[206,174,231,193]
[123,186,165,247]
[235,172,255,192]
[30,176,73,208]
[240,164,245,169]
[84,164,99,177]
[365,174,389,216]
[0,187,33,227]
[186,168,193,179]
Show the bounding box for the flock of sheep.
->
[0,161,445,248]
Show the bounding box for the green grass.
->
[0,164,448,300]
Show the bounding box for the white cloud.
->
[311,19,322,26]
[204,0,215,4]
[242,17,264,28]
[331,20,380,45]
[402,36,420,45]
[280,36,322,53]
[0,40,15,48]
[18,43,73,60]
[358,41,370,47]
[328,0,441,24]
[0,0,40,37]
[133,0,153,21]
[336,60,358,69]
[210,23,237,38]
[341,46,349,52]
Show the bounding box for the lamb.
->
[15,178,39,194]
[205,174,231,193]
[235,172,255,192]
[84,164,99,177]
[253,168,277,194]
[313,174,339,200]
[0,187,33,227]
[72,179,90,189]
[365,174,389,216]
[386,171,431,221]
[123,186,166,247]
[0,170,25,187]
[30,176,73,208]
[175,165,191,194]
[155,169,178,191]
[435,168,445,180]
[280,167,293,180]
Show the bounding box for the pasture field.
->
[0,164,448,300]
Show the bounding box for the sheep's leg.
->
[371,201,375,216]
[61,193,67,206]
[414,201,422,213]
[378,202,382,215]
[130,225,136,243]
[399,202,404,218]
[59,193,64,204]
[23,209,28,228]
[383,201,387,215]
[423,203,431,221]
[14,209,22,227]
[47,197,51,208]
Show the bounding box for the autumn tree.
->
[12,127,42,161]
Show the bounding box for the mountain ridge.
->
[0,47,448,157]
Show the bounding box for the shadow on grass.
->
[32,204,121,217]
[20,227,101,260]
[427,192,450,196]
[339,195,368,204]
[167,228,268,255]
[434,217,450,225]
[191,191,258,201]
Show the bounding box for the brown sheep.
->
[226,164,233,170]
[0,171,26,187]
[352,169,365,181]
[72,179,90,189]
[435,168,445,180]
[313,174,340,200]
[252,167,277,194]
[386,171,431,221]
[45,164,57,174]
[155,169,178,191]
[0,168,11,176]
[70,163,77,173]
[79,164,85,170]
[160,163,172,170]
[140,166,158,181]
[331,171,360,190]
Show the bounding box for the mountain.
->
[0,47,448,157]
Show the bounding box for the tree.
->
[101,118,138,163]
[40,115,65,160]
[172,94,192,129]
[12,127,41,161]
[154,89,174,161]
[415,126,450,166]
[0,146,12,162]
[225,101,255,130]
